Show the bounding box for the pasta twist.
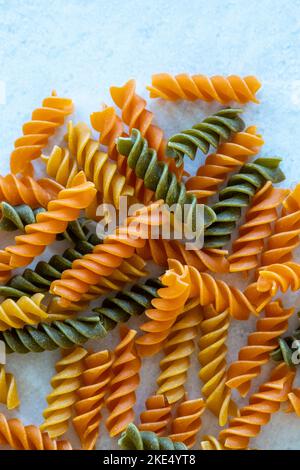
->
[118,423,187,450]
[0,316,107,354]
[226,300,294,397]
[169,398,206,448]
[219,363,295,449]
[40,347,88,438]
[73,349,113,450]
[5,172,97,268]
[186,125,264,201]
[105,326,141,437]
[261,183,300,265]
[256,261,300,297]
[198,305,237,426]
[200,435,224,450]
[110,79,182,178]
[0,413,72,450]
[147,73,261,103]
[204,158,285,248]
[167,108,245,166]
[50,201,162,306]
[0,203,45,232]
[0,365,19,409]
[271,312,300,367]
[139,394,171,436]
[10,90,73,176]
[0,251,13,283]
[0,174,62,208]
[157,304,202,404]
[117,129,217,230]
[286,389,300,416]
[0,293,48,331]
[228,182,289,272]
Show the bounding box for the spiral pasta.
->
[0,413,72,450]
[219,363,295,449]
[40,347,88,438]
[117,129,217,231]
[167,108,245,166]
[105,326,141,437]
[0,365,19,410]
[73,349,113,450]
[226,300,294,397]
[0,316,107,354]
[118,423,187,450]
[0,293,48,331]
[0,203,45,232]
[139,394,171,436]
[50,201,162,306]
[286,389,300,416]
[270,311,300,367]
[198,305,237,426]
[261,183,300,265]
[147,73,261,103]
[228,182,289,272]
[5,172,96,268]
[204,158,285,248]
[256,261,300,298]
[200,435,225,450]
[0,174,62,208]
[0,251,13,283]
[10,90,73,176]
[157,304,202,404]
[169,398,205,448]
[186,125,264,201]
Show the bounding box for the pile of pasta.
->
[0,73,299,451]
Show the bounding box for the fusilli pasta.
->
[0,293,48,330]
[0,365,19,410]
[139,394,171,436]
[0,203,45,232]
[118,423,187,450]
[169,398,205,448]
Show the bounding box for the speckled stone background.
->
[0,0,300,450]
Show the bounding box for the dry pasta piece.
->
[198,305,237,426]
[286,389,300,416]
[40,347,88,438]
[0,251,13,283]
[50,201,163,307]
[118,422,187,449]
[10,90,73,176]
[256,261,300,296]
[226,300,293,397]
[186,125,264,201]
[201,435,225,450]
[261,183,300,265]
[5,172,96,268]
[169,397,205,448]
[147,73,261,103]
[219,363,295,449]
[106,326,141,437]
[0,365,19,410]
[110,79,183,178]
[0,293,48,331]
[157,304,202,404]
[73,349,113,450]
[139,394,172,436]
[229,182,289,273]
[0,413,72,450]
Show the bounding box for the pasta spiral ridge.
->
[167,108,245,166]
[256,261,300,297]
[169,398,206,448]
[261,183,300,265]
[0,365,19,410]
[10,90,73,176]
[0,203,45,232]
[200,435,224,450]
[50,202,162,306]
[147,73,261,103]
[0,413,72,450]
[204,157,285,249]
[105,326,141,437]
[40,347,88,438]
[157,304,202,404]
[198,305,237,426]
[0,293,48,331]
[73,349,113,450]
[228,182,289,272]
[118,423,187,450]
[226,300,294,397]
[185,125,264,201]
[271,311,300,367]
[5,172,97,268]
[117,129,217,230]
[139,394,172,436]
[286,388,300,416]
[219,363,295,449]
[0,316,107,354]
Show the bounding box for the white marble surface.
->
[0,0,300,450]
